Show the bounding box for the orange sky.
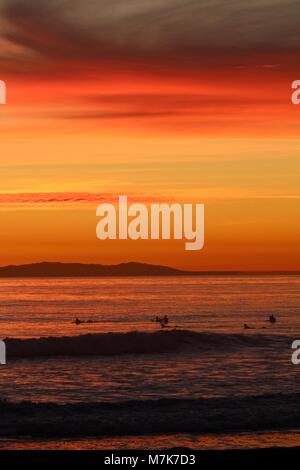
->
[0,0,300,270]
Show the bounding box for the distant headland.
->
[0,262,298,278]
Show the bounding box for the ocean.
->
[0,275,300,449]
[1,275,299,338]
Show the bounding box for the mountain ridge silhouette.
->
[0,262,298,277]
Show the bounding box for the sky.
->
[0,0,300,270]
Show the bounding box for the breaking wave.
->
[0,393,299,438]
[5,329,287,358]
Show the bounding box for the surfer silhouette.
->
[155,315,170,328]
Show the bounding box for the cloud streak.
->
[0,192,166,204]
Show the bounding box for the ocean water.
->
[0,275,299,338]
[0,275,299,404]
[3,431,300,450]
[0,275,300,449]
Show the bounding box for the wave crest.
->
[5,330,285,358]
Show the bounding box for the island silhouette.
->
[0,262,298,277]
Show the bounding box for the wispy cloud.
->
[0,192,166,204]
[57,92,286,121]
[1,0,300,76]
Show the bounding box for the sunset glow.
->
[0,0,300,270]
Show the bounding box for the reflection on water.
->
[0,276,299,403]
[0,275,299,449]
[0,345,295,403]
[2,430,300,450]
[0,275,299,338]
